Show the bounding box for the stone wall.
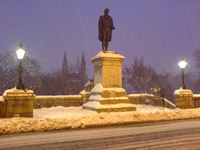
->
[0,100,6,117]
[128,94,176,109]
[34,94,176,109]
[0,90,176,112]
[34,95,83,109]
[193,94,200,108]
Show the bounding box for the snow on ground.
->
[34,106,97,119]
[0,105,200,135]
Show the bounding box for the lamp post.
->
[178,57,187,89]
[16,42,26,90]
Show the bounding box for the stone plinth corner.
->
[0,87,35,118]
[174,88,194,109]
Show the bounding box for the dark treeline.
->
[0,51,200,103]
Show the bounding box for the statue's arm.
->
[98,16,103,41]
[98,16,102,31]
[111,17,115,30]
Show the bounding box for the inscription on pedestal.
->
[104,68,119,87]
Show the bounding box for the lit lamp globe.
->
[16,42,26,90]
[16,42,25,60]
[178,57,187,69]
[178,57,187,89]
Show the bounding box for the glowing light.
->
[178,57,187,69]
[16,42,25,60]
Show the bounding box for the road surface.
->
[0,119,200,150]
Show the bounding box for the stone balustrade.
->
[34,95,83,109]
[193,94,200,108]
[128,94,176,109]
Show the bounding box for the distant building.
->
[62,52,88,95]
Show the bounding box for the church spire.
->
[81,52,86,72]
[62,52,68,75]
[80,52,87,85]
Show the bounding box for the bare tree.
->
[191,49,200,93]
[123,56,158,93]
[123,56,176,102]
[194,49,200,71]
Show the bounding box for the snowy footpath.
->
[1,105,200,135]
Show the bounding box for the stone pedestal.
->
[174,88,194,109]
[0,87,35,118]
[82,51,136,112]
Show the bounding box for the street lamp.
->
[16,42,26,90]
[178,57,187,89]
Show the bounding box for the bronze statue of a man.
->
[98,8,115,52]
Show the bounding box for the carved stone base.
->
[82,83,136,112]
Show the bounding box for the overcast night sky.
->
[0,0,200,78]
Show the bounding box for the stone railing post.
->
[80,90,90,104]
[0,87,35,118]
[174,88,194,109]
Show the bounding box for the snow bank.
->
[0,105,200,135]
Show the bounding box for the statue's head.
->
[104,8,109,15]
